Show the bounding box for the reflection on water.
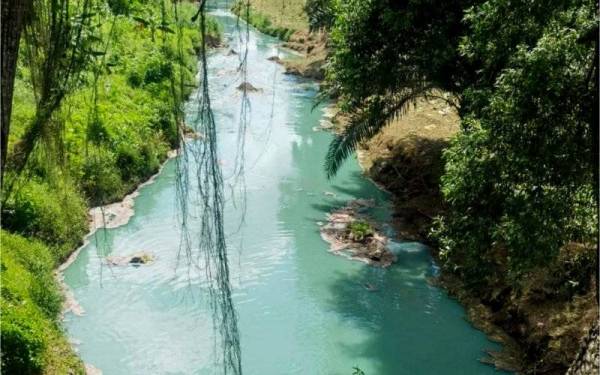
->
[63,9,507,375]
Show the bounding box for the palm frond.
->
[325,87,431,178]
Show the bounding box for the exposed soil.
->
[281,31,328,80]
[437,244,598,374]
[351,97,459,243]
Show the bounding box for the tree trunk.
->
[1,0,30,186]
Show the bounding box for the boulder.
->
[236,82,261,92]
[106,251,155,266]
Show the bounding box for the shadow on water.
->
[276,86,506,373]
[324,257,506,375]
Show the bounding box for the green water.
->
[63,9,506,375]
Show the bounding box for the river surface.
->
[63,8,506,375]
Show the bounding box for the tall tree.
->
[322,0,477,176]
[1,0,32,185]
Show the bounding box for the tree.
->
[1,0,32,186]
[322,0,478,176]
[436,0,598,284]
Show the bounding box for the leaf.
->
[157,25,174,34]
[132,16,149,26]
[77,12,97,19]
[87,50,106,57]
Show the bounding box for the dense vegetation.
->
[1,231,84,374]
[1,0,219,372]
[315,0,598,371]
[319,0,597,290]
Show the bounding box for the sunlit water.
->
[63,8,507,375]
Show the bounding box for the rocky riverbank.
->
[344,99,598,374]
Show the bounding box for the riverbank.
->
[231,0,327,80]
[332,82,597,375]
[231,0,307,41]
[243,4,598,373]
[57,124,204,316]
[333,93,598,374]
[57,147,179,322]
[59,12,507,372]
[0,4,220,372]
[332,61,597,375]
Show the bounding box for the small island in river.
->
[319,199,396,267]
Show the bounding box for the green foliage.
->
[232,2,295,41]
[142,56,174,85]
[80,148,125,204]
[2,178,88,258]
[1,3,221,373]
[6,1,217,206]
[1,231,85,374]
[324,0,597,292]
[305,0,335,31]
[435,0,597,285]
[1,308,45,374]
[323,0,474,176]
[107,0,131,15]
[348,221,374,242]
[548,245,598,299]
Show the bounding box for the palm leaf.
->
[324,87,430,178]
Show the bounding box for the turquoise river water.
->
[63,8,507,375]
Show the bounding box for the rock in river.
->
[237,82,261,92]
[106,251,155,266]
[319,199,396,267]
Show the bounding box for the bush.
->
[81,149,124,204]
[143,57,173,85]
[116,143,144,182]
[127,70,143,87]
[1,231,83,374]
[1,309,45,374]
[348,221,374,242]
[1,179,87,258]
[115,139,164,185]
[150,105,178,148]
[107,0,130,15]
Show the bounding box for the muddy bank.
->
[437,246,598,374]
[279,31,328,80]
[345,97,459,243]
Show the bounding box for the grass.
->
[7,2,218,205]
[1,231,85,374]
[232,0,309,40]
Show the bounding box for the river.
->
[63,8,506,375]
